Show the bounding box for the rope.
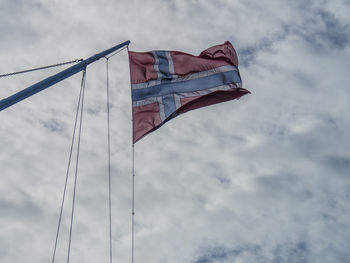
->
[106,58,113,263]
[127,45,136,263]
[106,46,129,60]
[104,45,129,263]
[50,46,127,263]
[0,59,83,78]
[67,68,87,263]
[131,143,135,263]
[51,69,86,263]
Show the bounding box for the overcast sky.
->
[1,0,350,262]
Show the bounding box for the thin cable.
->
[51,70,85,263]
[106,46,129,60]
[131,143,135,263]
[67,68,86,263]
[104,46,128,263]
[127,45,136,263]
[0,59,83,78]
[106,58,113,263]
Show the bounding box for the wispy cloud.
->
[1,0,350,262]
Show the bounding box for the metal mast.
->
[0,40,130,111]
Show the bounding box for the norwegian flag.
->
[128,41,250,143]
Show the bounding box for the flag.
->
[128,41,250,143]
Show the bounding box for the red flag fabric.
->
[129,41,250,143]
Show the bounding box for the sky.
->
[1,0,350,262]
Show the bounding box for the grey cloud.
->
[253,174,314,202]
[0,240,12,263]
[195,242,308,263]
[236,5,350,67]
[323,155,350,176]
[0,195,42,220]
[297,9,350,50]
[40,118,66,134]
[273,242,308,263]
[0,1,53,45]
[318,10,349,48]
[195,245,262,263]
[238,27,291,67]
[1,0,350,262]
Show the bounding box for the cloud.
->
[323,155,350,177]
[238,27,290,67]
[1,0,350,262]
[40,118,67,134]
[297,9,350,50]
[0,191,43,220]
[195,242,308,263]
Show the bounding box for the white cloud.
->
[1,0,350,262]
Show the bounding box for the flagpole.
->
[0,40,130,111]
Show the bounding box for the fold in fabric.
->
[128,41,250,143]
